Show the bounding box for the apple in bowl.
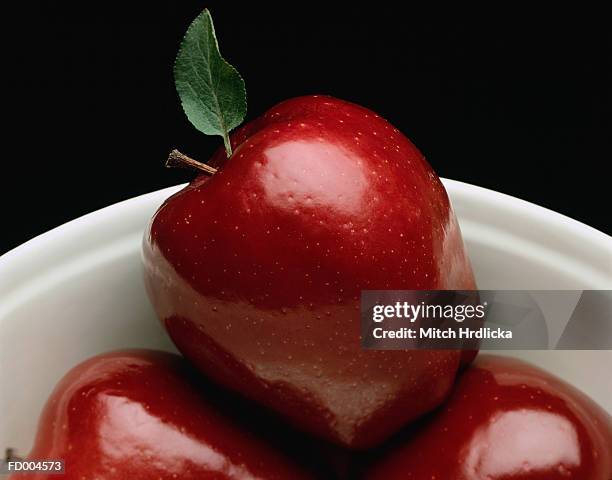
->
[143,94,477,448]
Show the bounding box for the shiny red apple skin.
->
[143,95,477,448]
[364,355,612,480]
[9,350,315,480]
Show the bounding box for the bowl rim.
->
[1,178,610,285]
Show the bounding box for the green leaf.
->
[174,9,247,157]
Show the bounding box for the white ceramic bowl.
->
[1,179,611,455]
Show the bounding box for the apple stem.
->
[5,448,22,462]
[166,149,218,175]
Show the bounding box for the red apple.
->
[8,350,318,479]
[143,95,477,448]
[363,355,612,480]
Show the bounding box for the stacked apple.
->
[11,9,611,480]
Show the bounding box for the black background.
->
[3,3,611,254]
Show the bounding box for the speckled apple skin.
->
[143,95,477,448]
[364,355,612,480]
[9,350,314,480]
